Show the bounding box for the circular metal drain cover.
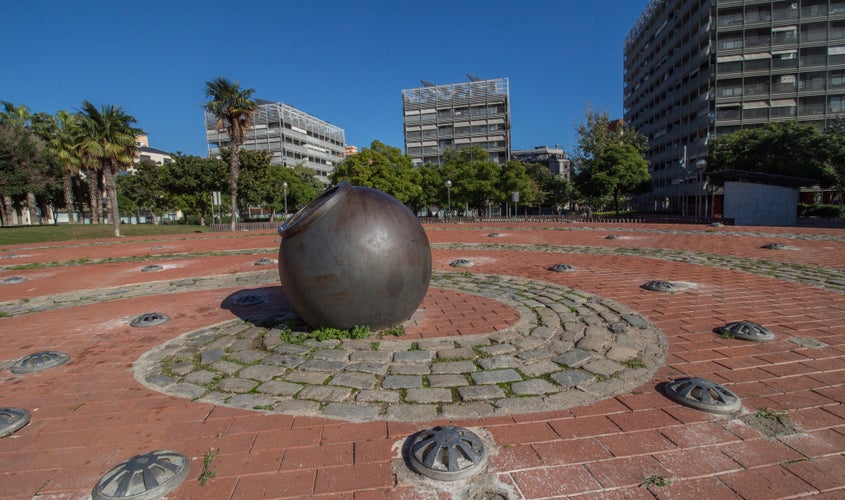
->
[641,280,677,292]
[450,259,473,267]
[407,426,487,481]
[717,321,775,342]
[92,450,189,500]
[487,233,501,238]
[710,222,724,228]
[0,407,31,437]
[140,265,163,273]
[761,242,786,250]
[175,279,196,287]
[130,312,171,328]
[663,377,741,414]
[606,234,618,240]
[548,263,575,272]
[1,276,27,285]
[11,351,70,374]
[2,253,18,259]
[254,258,276,266]
[232,293,267,306]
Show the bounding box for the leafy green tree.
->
[440,146,503,214]
[160,154,227,225]
[708,121,837,186]
[118,160,168,224]
[824,119,845,194]
[49,111,83,223]
[576,143,651,214]
[202,77,257,230]
[499,160,539,215]
[524,162,573,212]
[265,163,322,218]
[225,148,272,219]
[413,164,445,215]
[573,107,648,180]
[331,140,421,205]
[77,101,143,237]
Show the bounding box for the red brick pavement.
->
[0,222,844,498]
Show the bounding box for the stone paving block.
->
[391,364,430,375]
[479,344,517,356]
[170,360,196,376]
[454,337,491,348]
[517,349,553,361]
[322,403,382,420]
[430,361,477,374]
[200,348,226,365]
[299,359,347,372]
[228,349,268,364]
[512,379,558,395]
[478,355,521,370]
[386,405,439,421]
[440,402,497,419]
[227,339,255,352]
[261,354,305,368]
[551,369,596,388]
[519,360,563,377]
[168,382,206,399]
[553,349,594,368]
[329,372,377,390]
[273,399,321,413]
[393,350,434,364]
[312,349,350,361]
[239,365,288,381]
[217,377,258,393]
[513,337,548,350]
[341,339,376,351]
[606,346,639,362]
[436,348,475,360]
[427,374,469,387]
[577,335,609,353]
[257,379,302,396]
[227,393,276,409]
[305,339,341,348]
[210,360,242,375]
[417,339,456,350]
[471,369,522,385]
[495,396,549,413]
[613,334,641,351]
[357,390,401,403]
[382,375,423,389]
[622,314,649,328]
[349,351,393,363]
[346,362,390,376]
[458,385,505,401]
[377,340,414,351]
[284,370,331,385]
[297,385,352,403]
[184,370,218,386]
[405,388,454,404]
[274,344,313,356]
[582,358,625,377]
[549,340,576,354]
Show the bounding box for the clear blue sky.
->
[3,0,649,156]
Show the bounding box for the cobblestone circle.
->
[134,271,667,422]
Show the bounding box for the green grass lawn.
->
[0,224,208,246]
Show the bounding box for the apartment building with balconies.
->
[624,0,845,214]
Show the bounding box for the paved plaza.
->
[1,221,845,498]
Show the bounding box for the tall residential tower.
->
[624,0,845,214]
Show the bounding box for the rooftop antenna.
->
[467,73,482,82]
[421,80,436,87]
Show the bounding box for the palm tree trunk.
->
[103,167,121,237]
[229,145,240,231]
[63,172,76,224]
[26,192,37,225]
[96,172,105,224]
[86,170,99,224]
[0,196,12,226]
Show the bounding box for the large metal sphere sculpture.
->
[278,182,431,330]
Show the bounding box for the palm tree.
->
[202,77,257,231]
[77,101,143,237]
[51,111,82,223]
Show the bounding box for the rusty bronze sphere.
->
[278,182,431,330]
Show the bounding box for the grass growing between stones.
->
[198,448,220,486]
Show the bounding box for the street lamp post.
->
[444,180,452,217]
[695,159,707,218]
[282,181,288,219]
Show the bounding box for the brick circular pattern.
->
[134,271,667,421]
